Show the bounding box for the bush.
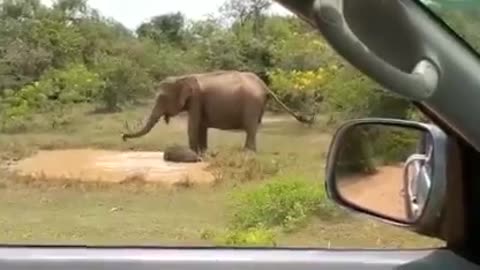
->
[335,127,377,176]
[321,65,412,125]
[268,23,334,71]
[229,177,336,232]
[113,39,199,81]
[335,124,423,180]
[0,64,102,132]
[28,13,87,68]
[268,66,337,113]
[207,149,281,183]
[194,29,246,71]
[40,64,103,103]
[0,95,34,132]
[334,124,421,177]
[214,227,277,247]
[94,54,153,111]
[369,126,421,166]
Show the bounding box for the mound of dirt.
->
[7,149,215,186]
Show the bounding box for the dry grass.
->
[0,104,443,248]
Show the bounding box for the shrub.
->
[267,66,337,114]
[0,94,34,132]
[321,65,412,124]
[369,126,421,166]
[269,27,334,71]
[94,54,153,111]
[215,227,277,247]
[114,39,199,81]
[335,127,377,176]
[28,13,87,68]
[39,64,103,103]
[207,149,281,183]
[0,64,102,132]
[229,177,336,232]
[334,123,420,177]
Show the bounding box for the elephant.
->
[121,70,314,154]
[163,144,202,163]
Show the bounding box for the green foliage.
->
[0,0,448,136]
[191,25,248,71]
[41,64,103,103]
[27,12,87,68]
[370,127,421,166]
[136,12,186,45]
[208,149,281,183]
[321,65,413,125]
[0,63,102,132]
[0,64,99,107]
[94,55,153,111]
[215,227,277,247]
[270,30,333,70]
[335,125,422,176]
[268,66,337,113]
[335,127,377,176]
[220,0,272,37]
[229,177,336,232]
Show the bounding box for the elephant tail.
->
[267,88,315,124]
[244,71,315,125]
[265,88,315,125]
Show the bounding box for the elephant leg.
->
[243,101,263,152]
[199,125,208,154]
[244,124,258,152]
[187,103,202,154]
[188,120,200,153]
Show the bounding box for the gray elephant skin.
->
[121,70,314,153]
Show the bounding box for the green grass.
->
[0,104,444,248]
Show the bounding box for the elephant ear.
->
[175,76,199,110]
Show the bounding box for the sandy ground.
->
[8,150,408,220]
[8,149,215,186]
[337,165,407,220]
[2,114,311,187]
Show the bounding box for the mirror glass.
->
[333,124,433,223]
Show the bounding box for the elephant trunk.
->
[122,104,163,141]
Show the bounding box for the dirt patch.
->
[7,149,215,186]
[337,165,407,220]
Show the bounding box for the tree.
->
[52,0,88,19]
[0,0,44,20]
[220,0,272,36]
[136,12,186,45]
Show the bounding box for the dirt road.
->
[337,165,407,220]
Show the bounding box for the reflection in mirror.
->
[333,124,433,223]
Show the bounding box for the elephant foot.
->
[243,147,257,154]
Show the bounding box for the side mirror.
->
[325,118,448,234]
